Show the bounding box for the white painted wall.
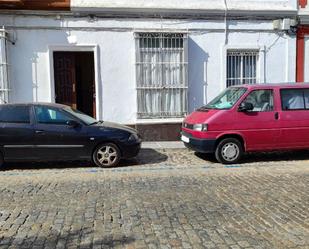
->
[188,31,296,111]
[71,0,296,13]
[0,14,296,124]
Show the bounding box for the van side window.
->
[304,90,309,109]
[0,106,30,123]
[242,90,274,112]
[281,89,306,110]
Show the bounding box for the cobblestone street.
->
[0,149,308,249]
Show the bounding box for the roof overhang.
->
[70,0,297,18]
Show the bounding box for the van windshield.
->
[202,87,247,110]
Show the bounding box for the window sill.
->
[136,118,184,124]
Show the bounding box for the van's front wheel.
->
[215,138,243,164]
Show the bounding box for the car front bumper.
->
[121,141,141,158]
[181,131,216,153]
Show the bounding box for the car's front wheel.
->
[215,138,243,164]
[93,143,121,167]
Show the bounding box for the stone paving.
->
[0,148,308,249]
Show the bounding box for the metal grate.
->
[135,33,188,119]
[227,50,258,87]
[0,29,9,104]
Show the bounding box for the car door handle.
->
[35,130,45,134]
[274,112,279,120]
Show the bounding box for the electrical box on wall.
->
[273,18,298,31]
[273,19,281,30]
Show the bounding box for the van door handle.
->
[35,130,45,134]
[274,112,279,120]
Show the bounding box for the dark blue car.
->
[0,103,141,168]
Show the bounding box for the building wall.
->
[0,14,297,139]
[1,15,296,122]
[71,0,297,15]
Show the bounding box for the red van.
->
[181,83,309,164]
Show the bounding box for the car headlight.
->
[128,133,139,141]
[193,124,208,131]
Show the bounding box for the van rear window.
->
[281,89,309,110]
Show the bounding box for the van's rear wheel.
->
[215,138,243,164]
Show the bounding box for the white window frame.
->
[226,50,259,87]
[135,32,188,120]
[221,44,265,91]
[48,45,101,120]
[0,29,10,104]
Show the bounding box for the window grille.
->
[135,33,188,119]
[0,29,9,104]
[227,50,258,87]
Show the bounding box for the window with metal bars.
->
[0,29,9,104]
[135,33,188,119]
[227,50,258,87]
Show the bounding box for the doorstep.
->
[142,141,185,149]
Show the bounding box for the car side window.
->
[35,106,72,125]
[281,89,306,110]
[242,90,274,112]
[0,106,30,123]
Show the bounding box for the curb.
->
[141,141,185,149]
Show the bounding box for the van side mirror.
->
[238,102,254,112]
[66,120,80,128]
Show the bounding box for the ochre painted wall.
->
[0,0,70,11]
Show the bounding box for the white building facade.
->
[0,0,298,140]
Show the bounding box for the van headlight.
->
[193,124,208,131]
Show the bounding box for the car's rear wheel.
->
[93,143,121,167]
[215,138,243,164]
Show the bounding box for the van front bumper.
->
[181,132,216,153]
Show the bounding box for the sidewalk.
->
[142,141,185,149]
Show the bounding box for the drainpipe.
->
[224,0,228,45]
[0,27,9,103]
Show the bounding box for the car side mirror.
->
[238,102,254,112]
[66,120,80,128]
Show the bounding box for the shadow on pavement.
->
[2,161,92,171]
[242,150,309,163]
[1,148,168,170]
[0,232,135,248]
[118,148,168,167]
[194,152,217,163]
[195,150,309,164]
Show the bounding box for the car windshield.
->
[202,87,247,110]
[64,107,98,125]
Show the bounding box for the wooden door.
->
[53,52,77,109]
